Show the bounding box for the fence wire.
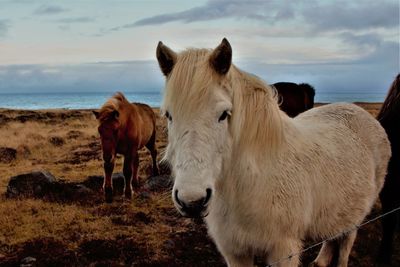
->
[266,206,400,267]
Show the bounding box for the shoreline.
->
[0,101,384,112]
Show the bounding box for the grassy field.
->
[0,103,398,266]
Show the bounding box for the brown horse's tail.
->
[298,83,315,108]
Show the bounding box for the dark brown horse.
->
[93,92,159,203]
[377,74,400,264]
[272,82,315,117]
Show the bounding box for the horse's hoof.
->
[104,187,113,203]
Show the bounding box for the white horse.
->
[156,38,391,267]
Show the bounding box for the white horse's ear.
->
[210,38,232,75]
[156,41,177,77]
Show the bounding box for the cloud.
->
[0,20,10,37]
[128,0,293,27]
[126,0,397,32]
[55,17,95,24]
[0,61,164,94]
[34,4,69,15]
[339,32,382,50]
[303,1,399,32]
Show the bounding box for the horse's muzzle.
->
[174,188,212,218]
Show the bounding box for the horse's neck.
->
[221,113,298,184]
[122,103,137,125]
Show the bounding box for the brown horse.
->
[376,73,400,264]
[93,92,159,203]
[272,82,315,117]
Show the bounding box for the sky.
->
[0,0,399,96]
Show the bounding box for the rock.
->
[6,171,56,198]
[20,256,37,267]
[0,147,17,163]
[48,136,65,147]
[143,175,172,192]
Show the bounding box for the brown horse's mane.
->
[377,73,400,123]
[98,92,130,122]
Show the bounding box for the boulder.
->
[6,171,56,198]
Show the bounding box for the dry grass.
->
[0,104,398,266]
[0,108,194,265]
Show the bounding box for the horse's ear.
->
[93,110,100,119]
[210,38,232,75]
[112,110,119,119]
[156,41,177,77]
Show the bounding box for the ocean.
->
[0,90,387,110]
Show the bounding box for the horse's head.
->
[93,109,120,163]
[157,38,234,218]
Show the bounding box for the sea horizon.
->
[0,90,387,110]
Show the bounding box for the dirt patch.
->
[163,222,226,267]
[0,147,17,163]
[78,237,151,266]
[66,130,84,139]
[16,145,31,159]
[59,141,101,164]
[3,238,77,267]
[49,136,65,147]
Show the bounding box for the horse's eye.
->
[218,111,229,122]
[165,111,172,122]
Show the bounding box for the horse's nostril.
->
[174,189,185,208]
[174,189,212,218]
[204,188,212,205]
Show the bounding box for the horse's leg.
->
[146,131,159,176]
[123,155,133,199]
[377,165,400,264]
[222,253,254,267]
[103,160,115,203]
[310,240,337,267]
[335,231,357,267]
[131,151,140,191]
[267,239,302,267]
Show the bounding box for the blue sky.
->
[0,0,398,96]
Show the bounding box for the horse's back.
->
[299,103,389,153]
[297,102,390,193]
[127,102,157,147]
[131,102,156,123]
[292,103,391,237]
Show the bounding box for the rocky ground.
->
[0,103,398,267]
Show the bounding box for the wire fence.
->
[266,206,400,267]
